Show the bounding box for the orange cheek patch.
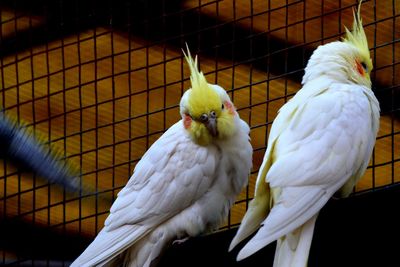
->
[355,60,365,76]
[224,101,236,115]
[183,114,192,129]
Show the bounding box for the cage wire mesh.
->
[0,0,399,265]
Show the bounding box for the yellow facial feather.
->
[182,45,236,145]
[182,46,221,119]
[343,1,373,72]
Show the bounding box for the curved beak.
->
[205,117,218,137]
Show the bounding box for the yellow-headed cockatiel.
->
[71,47,252,267]
[229,3,379,267]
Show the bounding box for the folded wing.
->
[71,122,220,266]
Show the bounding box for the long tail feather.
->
[273,214,317,267]
[71,225,150,267]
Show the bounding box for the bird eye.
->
[221,104,225,109]
[361,62,368,72]
[199,114,208,122]
[210,111,216,118]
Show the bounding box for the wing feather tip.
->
[228,226,256,252]
[236,244,257,261]
[235,230,278,261]
[228,238,240,252]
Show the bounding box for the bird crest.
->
[182,45,220,118]
[343,1,371,68]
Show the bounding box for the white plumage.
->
[230,8,380,267]
[71,53,252,266]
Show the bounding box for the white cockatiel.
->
[229,3,380,267]
[71,47,252,267]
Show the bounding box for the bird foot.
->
[172,237,189,245]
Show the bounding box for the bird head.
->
[180,47,237,146]
[302,1,372,88]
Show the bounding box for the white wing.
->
[71,121,220,266]
[237,83,378,259]
[229,79,332,250]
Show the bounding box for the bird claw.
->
[172,237,189,245]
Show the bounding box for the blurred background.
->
[0,0,398,265]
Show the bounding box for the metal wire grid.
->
[0,0,398,265]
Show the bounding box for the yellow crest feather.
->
[182,45,221,118]
[182,44,208,92]
[343,1,372,70]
